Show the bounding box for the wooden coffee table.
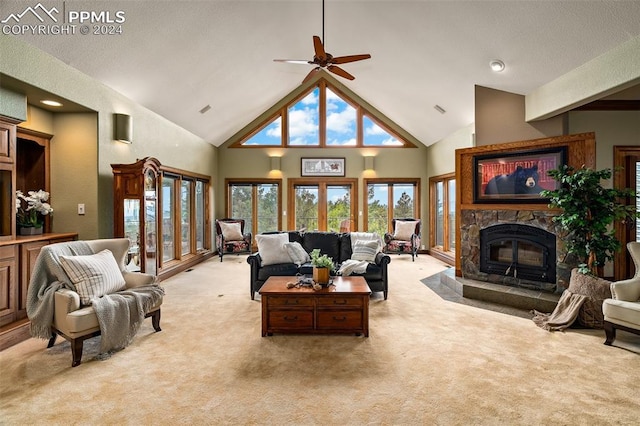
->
[259,275,371,337]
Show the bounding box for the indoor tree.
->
[541,165,639,276]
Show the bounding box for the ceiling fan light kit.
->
[274,0,371,82]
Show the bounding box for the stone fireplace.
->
[460,209,571,293]
[455,133,596,295]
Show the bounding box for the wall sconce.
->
[113,113,133,144]
[270,156,281,171]
[364,156,375,171]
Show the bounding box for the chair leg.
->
[604,321,616,345]
[151,309,162,332]
[47,332,57,348]
[71,338,84,367]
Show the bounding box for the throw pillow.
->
[256,233,291,266]
[351,239,379,262]
[59,249,127,305]
[284,241,310,266]
[219,221,244,241]
[393,220,418,241]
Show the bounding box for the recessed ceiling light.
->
[40,99,63,107]
[490,59,505,72]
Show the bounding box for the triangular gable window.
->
[242,116,282,146]
[363,114,403,146]
[234,76,416,148]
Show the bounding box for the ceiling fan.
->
[274,0,371,83]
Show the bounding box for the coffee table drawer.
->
[317,310,362,329]
[268,297,314,307]
[268,310,313,329]
[316,296,363,307]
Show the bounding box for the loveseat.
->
[247,231,391,300]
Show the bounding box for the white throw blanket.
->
[27,242,164,353]
[338,259,369,276]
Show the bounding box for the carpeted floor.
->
[1,253,639,425]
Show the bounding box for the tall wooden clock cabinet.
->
[111,157,160,275]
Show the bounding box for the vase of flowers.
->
[16,190,53,235]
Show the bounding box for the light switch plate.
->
[78,204,85,215]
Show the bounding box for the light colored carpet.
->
[1,254,639,425]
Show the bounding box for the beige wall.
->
[475,86,566,146]
[1,36,216,240]
[568,110,640,180]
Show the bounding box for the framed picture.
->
[301,157,345,177]
[473,147,567,203]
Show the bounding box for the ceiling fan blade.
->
[330,54,371,65]
[274,59,313,65]
[302,67,321,84]
[312,35,326,60]
[327,65,355,81]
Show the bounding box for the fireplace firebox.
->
[480,224,556,283]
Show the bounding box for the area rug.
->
[1,254,639,425]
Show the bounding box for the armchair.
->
[383,218,421,261]
[28,238,163,367]
[216,218,252,261]
[603,242,640,346]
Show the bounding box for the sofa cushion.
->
[394,220,418,241]
[301,232,340,263]
[284,241,310,266]
[59,249,127,305]
[219,221,244,241]
[351,240,379,262]
[256,233,291,266]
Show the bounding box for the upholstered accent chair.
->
[383,218,421,261]
[28,238,163,367]
[603,242,640,346]
[216,218,252,261]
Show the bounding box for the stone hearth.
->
[460,209,574,294]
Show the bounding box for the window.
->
[429,173,455,265]
[234,78,416,148]
[161,176,176,262]
[181,180,192,256]
[364,179,420,237]
[160,169,210,270]
[227,180,282,241]
[288,179,357,232]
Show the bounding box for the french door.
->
[226,179,282,242]
[288,179,358,232]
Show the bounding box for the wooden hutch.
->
[0,119,77,350]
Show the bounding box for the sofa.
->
[247,231,391,300]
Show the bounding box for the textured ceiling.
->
[5,0,640,146]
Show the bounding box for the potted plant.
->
[310,248,335,285]
[16,190,53,235]
[541,165,639,277]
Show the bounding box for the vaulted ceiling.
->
[6,0,640,147]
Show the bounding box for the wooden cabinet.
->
[0,245,18,328]
[260,276,370,337]
[0,233,78,350]
[112,157,160,275]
